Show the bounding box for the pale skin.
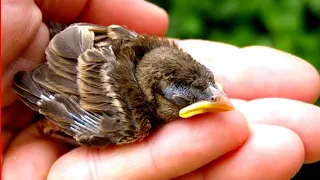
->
[2,0,320,179]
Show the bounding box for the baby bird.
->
[12,23,234,148]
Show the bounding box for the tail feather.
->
[12,71,43,111]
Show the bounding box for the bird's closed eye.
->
[163,85,193,107]
[172,94,191,107]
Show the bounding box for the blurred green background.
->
[149,0,320,106]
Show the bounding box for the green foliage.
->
[149,0,320,105]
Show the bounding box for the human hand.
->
[2,0,320,180]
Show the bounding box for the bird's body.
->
[13,23,234,148]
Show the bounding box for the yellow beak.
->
[179,83,234,118]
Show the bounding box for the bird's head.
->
[136,46,234,122]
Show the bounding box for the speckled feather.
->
[13,23,179,147]
[12,23,217,148]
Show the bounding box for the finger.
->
[178,40,320,103]
[1,0,42,73]
[47,111,248,180]
[78,0,168,36]
[35,0,88,23]
[2,23,49,107]
[177,124,304,180]
[36,0,169,36]
[1,100,35,128]
[2,130,16,152]
[2,123,66,180]
[233,98,320,163]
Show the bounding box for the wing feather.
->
[12,23,153,147]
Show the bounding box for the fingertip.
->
[205,124,304,180]
[3,140,62,180]
[2,124,64,180]
[306,64,320,103]
[239,98,320,163]
[141,1,169,35]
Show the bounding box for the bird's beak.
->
[179,83,234,118]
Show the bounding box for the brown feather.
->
[12,23,158,147]
[12,23,219,148]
